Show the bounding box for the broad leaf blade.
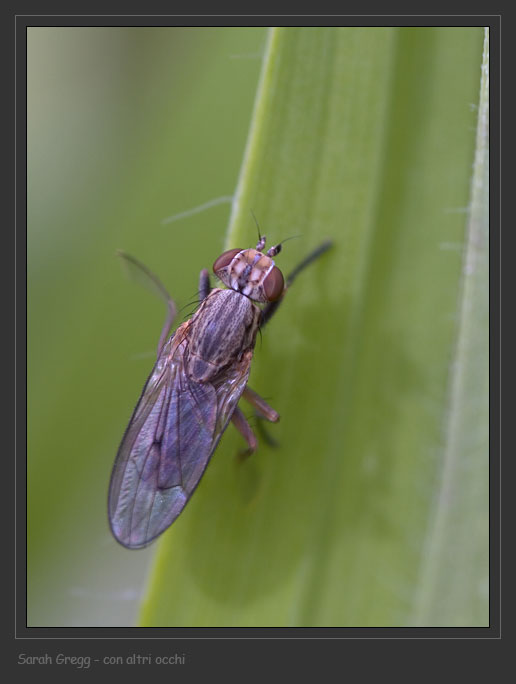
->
[140,26,486,627]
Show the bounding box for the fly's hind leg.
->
[243,386,280,423]
[231,407,258,459]
[232,387,280,459]
[260,240,333,329]
[116,250,177,359]
[242,386,280,449]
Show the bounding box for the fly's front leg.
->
[199,268,211,302]
[157,298,178,359]
[260,240,333,329]
[231,406,258,459]
[116,250,177,359]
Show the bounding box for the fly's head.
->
[213,237,285,303]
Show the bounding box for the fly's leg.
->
[231,407,258,459]
[242,386,280,423]
[157,299,178,359]
[255,415,280,448]
[117,250,177,359]
[260,240,333,329]
[241,385,280,449]
[199,268,211,302]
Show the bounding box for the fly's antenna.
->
[250,209,266,251]
[250,209,261,240]
[279,234,302,245]
[266,234,302,257]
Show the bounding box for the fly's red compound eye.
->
[263,266,284,302]
[213,248,241,274]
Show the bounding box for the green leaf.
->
[140,26,487,627]
[27,27,268,627]
[410,29,489,626]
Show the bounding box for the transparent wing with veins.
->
[108,328,252,549]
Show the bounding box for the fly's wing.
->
[108,331,252,549]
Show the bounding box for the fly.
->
[109,235,332,548]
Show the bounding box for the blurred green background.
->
[28,27,267,626]
[28,26,487,628]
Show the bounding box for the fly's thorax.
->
[213,248,284,303]
[186,289,260,383]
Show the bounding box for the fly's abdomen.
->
[187,289,259,382]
